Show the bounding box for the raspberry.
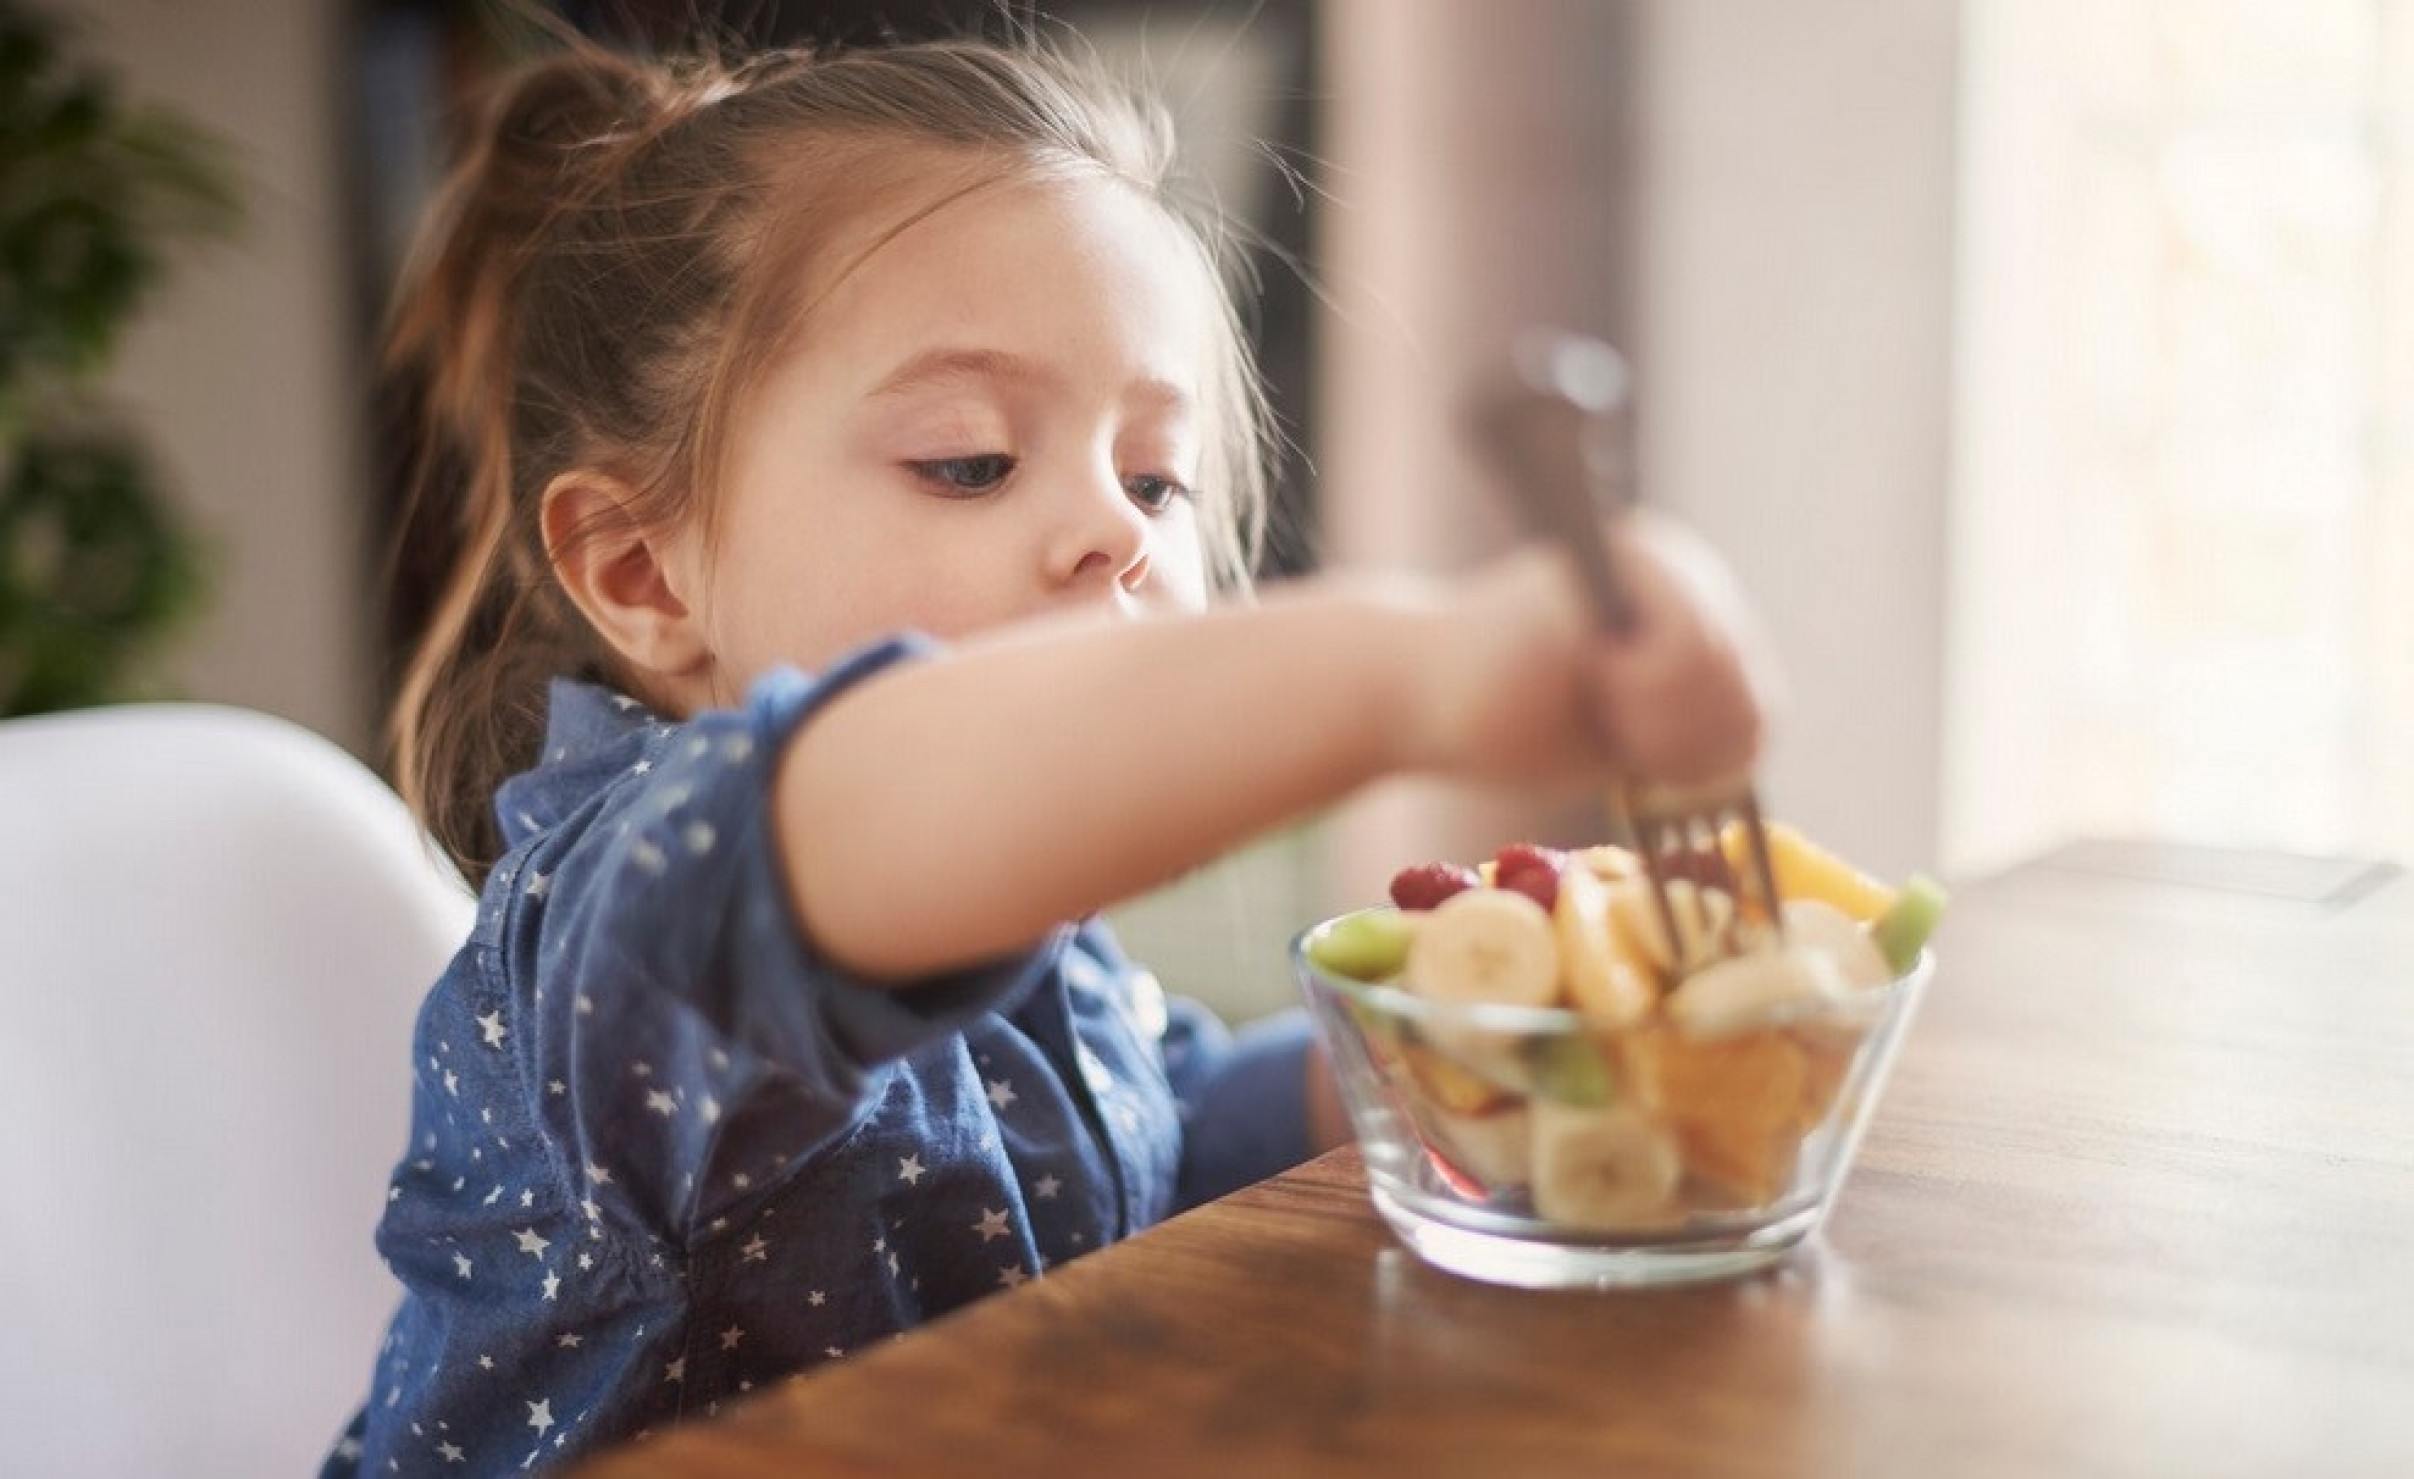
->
[1389,861,1480,912]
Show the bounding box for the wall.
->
[1318,0,1958,890]
[74,0,372,753]
[1629,0,1959,880]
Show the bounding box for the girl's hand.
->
[1407,514,1778,789]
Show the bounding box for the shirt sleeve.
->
[521,636,1072,1237]
[1162,998,1317,1209]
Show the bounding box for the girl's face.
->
[678,167,1220,701]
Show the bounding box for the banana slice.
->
[1579,844,1643,881]
[1666,944,1849,1039]
[1405,886,1561,1008]
[1529,1101,1682,1228]
[1609,878,1736,977]
[1780,898,1893,990]
[1556,864,1655,1028]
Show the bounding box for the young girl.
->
[328,33,1769,1474]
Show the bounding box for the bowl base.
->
[1370,1184,1818,1290]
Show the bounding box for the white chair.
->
[0,703,474,1479]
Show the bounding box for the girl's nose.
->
[1046,467,1151,595]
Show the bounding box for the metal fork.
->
[1467,330,1785,966]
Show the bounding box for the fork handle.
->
[1467,332,1641,638]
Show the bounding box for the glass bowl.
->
[1294,909,1931,1289]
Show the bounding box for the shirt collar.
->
[492,676,667,849]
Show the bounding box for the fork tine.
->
[1696,812,1748,956]
[1678,816,1719,964]
[1735,792,1786,941]
[1622,792,1689,975]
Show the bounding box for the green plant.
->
[0,1,238,717]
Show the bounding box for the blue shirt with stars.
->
[325,635,1315,1474]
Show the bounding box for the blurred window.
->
[1950,0,2413,869]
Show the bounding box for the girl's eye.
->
[910,454,1016,495]
[1124,473,1192,515]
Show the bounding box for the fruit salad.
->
[1303,824,1945,1230]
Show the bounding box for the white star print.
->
[1033,1174,1062,1200]
[897,1155,926,1186]
[723,735,754,761]
[389,1186,403,1203]
[632,1060,653,1078]
[887,1251,900,1276]
[476,1011,507,1048]
[587,1163,613,1187]
[973,1208,1011,1243]
[437,1440,465,1463]
[824,1345,844,1359]
[541,1271,561,1301]
[483,1186,502,1207]
[632,758,653,775]
[663,1357,685,1384]
[514,1228,549,1258]
[644,1088,678,1117]
[576,994,594,1016]
[577,1251,594,1270]
[741,1233,769,1262]
[480,1107,493,1125]
[998,1264,1029,1289]
[986,1078,1018,1111]
[610,694,641,711]
[452,1176,465,1192]
[526,1399,553,1436]
[732,1172,751,1190]
[720,1325,744,1351]
[453,1253,472,1280]
[547,1079,566,1096]
[683,821,716,854]
[336,1437,363,1460]
[808,1289,827,1306]
[629,838,667,874]
[520,1189,535,1208]
[708,1047,731,1071]
[557,1333,581,1349]
[580,1197,601,1220]
[478,1354,494,1370]
[525,871,550,899]
[442,1069,459,1097]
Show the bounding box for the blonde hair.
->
[384,32,1274,884]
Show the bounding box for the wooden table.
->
[582,845,2414,1477]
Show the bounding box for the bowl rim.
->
[1292,905,1935,1035]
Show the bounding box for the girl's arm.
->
[780,574,1440,980]
[779,532,1762,982]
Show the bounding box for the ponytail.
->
[383,48,661,884]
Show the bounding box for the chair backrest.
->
[0,703,474,1478]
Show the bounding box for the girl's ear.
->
[540,472,713,686]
